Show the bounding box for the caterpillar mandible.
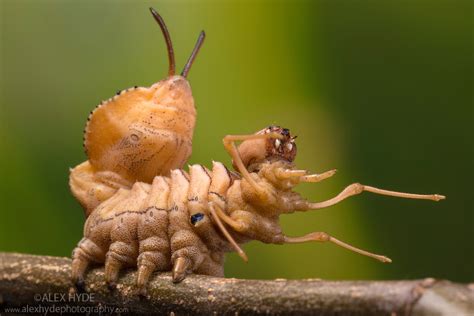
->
[69,8,205,216]
[71,125,445,295]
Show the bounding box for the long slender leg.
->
[295,183,445,210]
[301,169,337,183]
[283,232,392,263]
[209,203,248,233]
[276,168,337,182]
[209,202,248,262]
[222,132,283,192]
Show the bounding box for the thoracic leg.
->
[276,168,337,183]
[301,169,337,183]
[209,202,248,262]
[209,205,248,233]
[294,183,445,211]
[282,232,391,263]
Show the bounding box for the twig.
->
[0,252,472,315]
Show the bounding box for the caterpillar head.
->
[235,126,297,171]
[83,8,205,183]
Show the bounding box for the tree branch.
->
[0,252,472,315]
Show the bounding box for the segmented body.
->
[72,161,254,285]
[71,126,445,290]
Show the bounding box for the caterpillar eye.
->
[190,213,205,225]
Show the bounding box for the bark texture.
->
[0,252,472,315]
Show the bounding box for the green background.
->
[1,0,472,282]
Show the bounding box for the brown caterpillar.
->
[71,126,445,294]
[69,8,205,216]
[69,7,445,295]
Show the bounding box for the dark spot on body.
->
[190,213,204,225]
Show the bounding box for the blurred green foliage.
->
[1,0,472,282]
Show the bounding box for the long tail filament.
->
[181,31,206,78]
[149,7,176,76]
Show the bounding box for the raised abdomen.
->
[84,77,196,183]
